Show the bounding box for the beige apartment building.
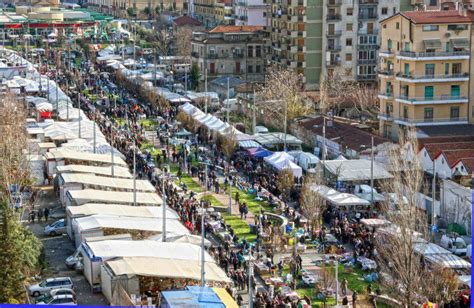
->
[378,10,474,140]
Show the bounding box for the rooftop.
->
[423,141,474,159]
[172,15,203,27]
[208,25,264,33]
[417,135,474,151]
[400,10,474,24]
[418,124,474,139]
[457,158,474,174]
[437,149,474,167]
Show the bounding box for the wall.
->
[305,0,323,89]
[441,179,471,235]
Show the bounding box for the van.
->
[222,98,238,112]
[440,233,467,256]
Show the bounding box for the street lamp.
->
[158,165,178,242]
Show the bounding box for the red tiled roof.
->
[173,15,203,27]
[438,149,474,167]
[417,135,474,151]
[208,25,264,33]
[401,10,474,24]
[295,116,388,151]
[457,158,474,173]
[423,141,474,159]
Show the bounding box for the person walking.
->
[44,207,49,221]
[37,209,43,222]
[341,278,348,296]
[352,291,358,308]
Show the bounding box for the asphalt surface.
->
[26,187,108,306]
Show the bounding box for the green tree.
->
[127,7,136,17]
[143,6,151,16]
[190,63,201,90]
[155,5,161,14]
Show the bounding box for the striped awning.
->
[451,38,469,49]
[423,39,441,49]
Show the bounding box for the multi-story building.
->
[87,0,184,18]
[193,0,217,27]
[191,25,267,83]
[215,0,234,25]
[378,10,474,140]
[234,0,267,26]
[267,0,323,90]
[322,0,411,84]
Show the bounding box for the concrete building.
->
[378,10,474,140]
[193,0,217,27]
[266,0,323,90]
[234,0,267,26]
[191,25,267,82]
[86,0,184,18]
[321,0,411,84]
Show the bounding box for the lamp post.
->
[248,255,254,308]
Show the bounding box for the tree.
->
[258,66,313,131]
[0,94,42,302]
[276,169,294,201]
[300,173,325,231]
[375,130,459,306]
[219,130,238,163]
[143,6,151,16]
[127,7,136,17]
[155,5,161,14]
[175,27,193,60]
[190,62,201,90]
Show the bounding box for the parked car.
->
[44,219,66,236]
[440,233,467,256]
[36,294,76,305]
[28,277,74,297]
[36,288,76,303]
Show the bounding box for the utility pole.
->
[335,260,339,304]
[93,120,97,153]
[370,136,374,205]
[226,77,230,123]
[432,160,436,241]
[78,92,81,138]
[248,256,254,308]
[111,135,115,177]
[162,170,167,242]
[133,141,137,206]
[204,68,208,114]
[252,87,256,135]
[184,65,188,93]
[321,117,326,184]
[283,98,287,151]
[200,205,206,286]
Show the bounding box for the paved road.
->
[27,187,108,306]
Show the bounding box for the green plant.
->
[190,63,201,90]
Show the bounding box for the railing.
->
[359,0,378,4]
[378,112,393,119]
[327,45,342,51]
[356,74,377,80]
[396,95,468,102]
[233,53,244,58]
[358,44,379,50]
[327,0,342,5]
[378,91,393,98]
[326,30,342,36]
[394,116,468,124]
[396,72,469,80]
[357,29,379,35]
[357,58,377,64]
[191,51,199,58]
[358,13,378,19]
[326,14,342,21]
[379,49,394,55]
[327,60,341,66]
[378,69,394,76]
[398,50,470,58]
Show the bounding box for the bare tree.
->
[375,130,459,306]
[153,29,173,58]
[300,173,325,232]
[174,27,193,61]
[276,169,294,201]
[258,66,313,131]
[219,130,238,163]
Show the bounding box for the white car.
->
[36,288,76,304]
[28,277,74,297]
[44,219,66,236]
[37,294,76,305]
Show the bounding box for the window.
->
[445,63,449,75]
[424,107,434,120]
[452,63,462,74]
[430,0,437,5]
[381,7,388,15]
[387,39,392,50]
[425,64,435,76]
[448,24,468,31]
[424,86,434,99]
[346,38,352,46]
[347,8,353,16]
[247,65,253,73]
[256,65,261,73]
[396,22,400,29]
[346,23,353,31]
[247,46,253,57]
[256,46,261,57]
[450,106,460,119]
[404,63,410,75]
[451,85,460,97]
[345,53,352,61]
[422,25,439,31]
[403,106,408,119]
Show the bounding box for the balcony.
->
[397,50,470,60]
[287,45,297,53]
[394,116,468,126]
[378,69,394,77]
[327,0,342,5]
[357,58,377,64]
[233,53,244,58]
[356,74,377,81]
[358,13,378,20]
[327,45,342,51]
[379,49,394,57]
[326,14,342,21]
[327,59,341,67]
[358,44,379,50]
[396,95,469,105]
[357,29,379,35]
[395,72,469,83]
[286,60,297,68]
[359,0,378,4]
[207,53,218,59]
[191,51,200,58]
[326,30,342,37]
[378,91,393,99]
[378,112,393,121]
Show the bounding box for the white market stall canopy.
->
[105,256,231,283]
[84,240,207,261]
[264,152,302,178]
[322,159,393,181]
[60,173,155,192]
[46,149,127,166]
[360,218,390,228]
[75,214,188,234]
[67,189,162,206]
[254,132,303,147]
[424,253,471,269]
[413,242,452,255]
[150,233,211,247]
[68,203,179,220]
[310,185,370,206]
[56,164,132,178]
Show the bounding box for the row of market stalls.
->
[10,46,233,306]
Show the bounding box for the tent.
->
[247,147,273,158]
[150,233,211,247]
[322,159,393,181]
[310,185,370,206]
[264,152,302,177]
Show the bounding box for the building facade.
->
[321,0,411,84]
[191,25,267,83]
[234,0,267,26]
[267,0,323,90]
[378,10,474,140]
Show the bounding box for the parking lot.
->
[27,188,108,305]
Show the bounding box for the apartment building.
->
[267,0,323,90]
[191,25,267,83]
[322,0,411,84]
[378,10,474,140]
[86,0,184,17]
[234,0,267,26]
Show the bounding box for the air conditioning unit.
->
[445,32,451,37]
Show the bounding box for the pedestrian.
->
[340,279,347,296]
[236,294,243,306]
[44,207,49,221]
[30,210,36,223]
[352,291,358,308]
[342,296,348,306]
[37,209,43,221]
